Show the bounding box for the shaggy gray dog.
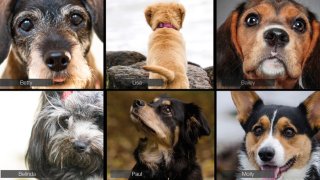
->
[26,91,103,179]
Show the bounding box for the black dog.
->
[129,95,211,180]
[0,0,103,89]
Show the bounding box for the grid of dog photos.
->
[4,0,320,179]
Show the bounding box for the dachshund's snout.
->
[45,50,71,72]
[133,99,145,108]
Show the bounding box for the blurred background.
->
[0,92,41,180]
[106,0,214,68]
[107,91,214,180]
[217,91,315,180]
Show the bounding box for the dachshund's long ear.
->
[302,14,320,88]
[217,3,245,87]
[84,0,104,41]
[0,0,16,63]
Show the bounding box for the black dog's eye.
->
[245,13,260,27]
[70,14,83,26]
[161,106,171,114]
[292,18,306,33]
[282,128,296,138]
[58,117,69,129]
[253,126,264,136]
[19,19,34,32]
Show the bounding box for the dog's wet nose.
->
[133,99,145,108]
[45,51,71,72]
[258,147,275,162]
[73,140,88,153]
[264,28,289,47]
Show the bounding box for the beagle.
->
[217,0,320,89]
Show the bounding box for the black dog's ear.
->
[0,0,16,63]
[231,91,263,126]
[299,92,320,133]
[217,3,245,87]
[184,103,210,143]
[301,15,320,88]
[83,0,104,41]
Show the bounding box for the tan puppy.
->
[143,2,189,89]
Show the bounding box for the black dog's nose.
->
[133,99,145,108]
[73,140,88,153]
[258,147,275,162]
[45,51,70,72]
[264,28,289,47]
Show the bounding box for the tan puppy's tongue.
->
[261,166,279,180]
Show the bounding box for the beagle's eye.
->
[292,18,306,33]
[70,14,83,26]
[19,19,34,32]
[161,106,171,114]
[253,126,264,136]
[245,13,260,27]
[282,128,296,138]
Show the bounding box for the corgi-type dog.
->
[231,91,320,180]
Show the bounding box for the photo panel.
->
[216,0,320,89]
[0,1,104,89]
[107,91,214,179]
[216,91,319,179]
[106,0,214,89]
[0,91,104,179]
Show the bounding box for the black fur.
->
[129,96,210,180]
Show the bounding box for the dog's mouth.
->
[52,74,67,85]
[130,110,156,134]
[260,157,296,179]
[256,57,287,79]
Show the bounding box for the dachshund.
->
[217,0,320,89]
[0,0,104,89]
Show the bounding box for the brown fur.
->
[143,2,189,89]
[217,0,320,89]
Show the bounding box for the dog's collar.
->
[61,91,73,101]
[157,23,177,30]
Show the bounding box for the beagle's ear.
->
[175,3,185,29]
[299,92,320,132]
[231,91,263,125]
[144,6,153,28]
[84,0,104,41]
[0,0,16,63]
[302,19,320,88]
[217,3,245,87]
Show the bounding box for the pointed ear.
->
[144,5,153,28]
[231,91,262,125]
[84,0,104,40]
[217,4,245,87]
[0,0,16,63]
[185,103,210,142]
[300,92,320,131]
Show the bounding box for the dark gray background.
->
[217,0,320,28]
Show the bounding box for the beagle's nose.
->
[133,99,145,108]
[258,147,275,162]
[264,28,289,47]
[45,50,70,72]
